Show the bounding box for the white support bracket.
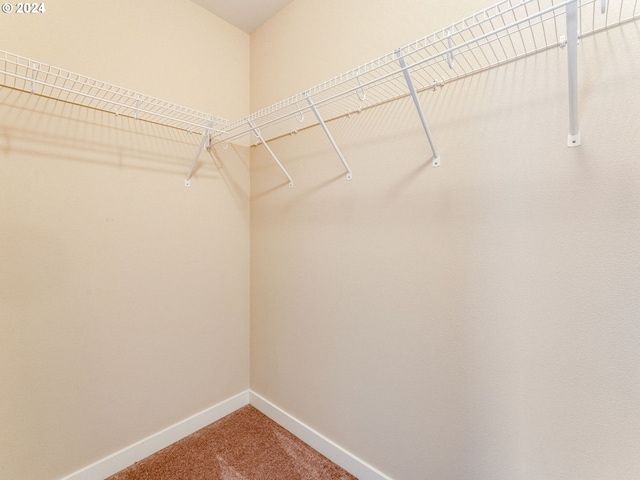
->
[305,92,353,180]
[29,62,37,93]
[134,94,141,120]
[566,0,581,147]
[249,120,294,187]
[446,28,455,69]
[396,49,441,166]
[184,118,214,187]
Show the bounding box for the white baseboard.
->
[59,390,250,480]
[60,389,392,480]
[249,390,393,480]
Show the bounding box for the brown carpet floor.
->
[106,405,357,480]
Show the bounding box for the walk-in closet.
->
[2,0,639,479]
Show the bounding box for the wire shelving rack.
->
[215,0,639,186]
[0,50,230,185]
[0,50,228,136]
[1,0,638,187]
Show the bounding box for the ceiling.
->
[190,0,295,33]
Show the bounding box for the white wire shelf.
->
[1,0,637,187]
[0,50,228,135]
[217,0,638,147]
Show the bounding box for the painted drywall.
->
[250,1,640,479]
[0,0,249,120]
[250,0,494,111]
[0,1,250,479]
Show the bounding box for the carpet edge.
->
[249,390,394,480]
[58,390,251,480]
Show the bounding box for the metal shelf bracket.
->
[396,49,441,166]
[566,1,581,147]
[185,118,214,187]
[446,28,455,69]
[249,120,294,187]
[305,92,353,180]
[29,62,37,93]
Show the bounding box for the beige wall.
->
[250,0,492,110]
[3,1,639,479]
[0,1,250,479]
[0,0,249,120]
[250,1,640,479]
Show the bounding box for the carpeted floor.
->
[106,405,357,480]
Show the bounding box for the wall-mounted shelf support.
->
[566,1,581,147]
[396,50,441,167]
[446,29,455,69]
[249,120,294,187]
[305,92,353,180]
[185,119,214,187]
[29,62,36,93]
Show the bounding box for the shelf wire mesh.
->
[1,0,636,144]
[220,0,638,146]
[0,51,227,135]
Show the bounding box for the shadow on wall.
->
[248,48,567,200]
[0,87,249,184]
[210,142,251,215]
